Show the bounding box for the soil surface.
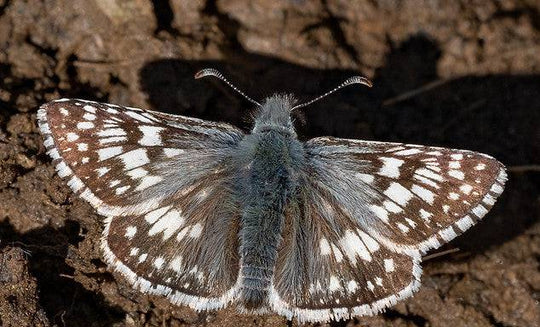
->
[0,1,539,326]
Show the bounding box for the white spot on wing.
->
[83,105,96,113]
[331,244,343,262]
[490,183,504,194]
[383,200,402,213]
[127,167,148,179]
[67,176,84,192]
[170,256,183,273]
[449,170,465,180]
[98,146,123,161]
[66,132,79,142]
[414,173,440,189]
[189,223,203,238]
[347,280,358,293]
[145,206,171,224]
[375,277,383,286]
[394,148,422,156]
[328,276,340,292]
[460,184,473,194]
[339,230,371,263]
[396,223,409,233]
[384,259,394,272]
[475,163,486,170]
[482,194,496,206]
[115,185,130,195]
[419,209,432,220]
[167,256,184,275]
[443,204,450,213]
[405,218,417,228]
[357,229,380,253]
[370,205,389,223]
[96,167,110,177]
[472,204,488,218]
[415,168,444,182]
[320,238,331,255]
[439,226,457,241]
[384,182,414,206]
[449,192,460,200]
[43,137,54,148]
[176,228,189,241]
[163,148,185,158]
[118,148,150,170]
[100,136,128,145]
[125,111,154,123]
[449,161,461,169]
[355,173,374,184]
[77,121,94,129]
[148,209,185,240]
[135,175,163,191]
[97,128,126,137]
[83,112,96,121]
[125,226,137,239]
[139,125,165,146]
[109,180,121,187]
[386,146,405,152]
[455,215,474,231]
[378,157,404,178]
[411,184,435,204]
[138,253,148,263]
[153,257,165,269]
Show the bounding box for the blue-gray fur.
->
[234,95,305,308]
[252,94,297,136]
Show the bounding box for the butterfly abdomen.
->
[236,130,304,309]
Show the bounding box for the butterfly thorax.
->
[252,95,296,136]
[236,107,305,309]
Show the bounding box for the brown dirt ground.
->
[0,1,539,326]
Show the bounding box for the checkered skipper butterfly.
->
[38,69,506,323]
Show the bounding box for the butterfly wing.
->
[270,137,506,322]
[38,99,243,310]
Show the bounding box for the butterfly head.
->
[252,94,296,135]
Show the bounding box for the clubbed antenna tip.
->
[194,68,221,80]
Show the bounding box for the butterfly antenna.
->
[195,68,261,107]
[291,76,373,111]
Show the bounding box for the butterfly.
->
[37,68,506,323]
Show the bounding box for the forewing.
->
[304,137,507,253]
[38,99,244,309]
[270,137,506,323]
